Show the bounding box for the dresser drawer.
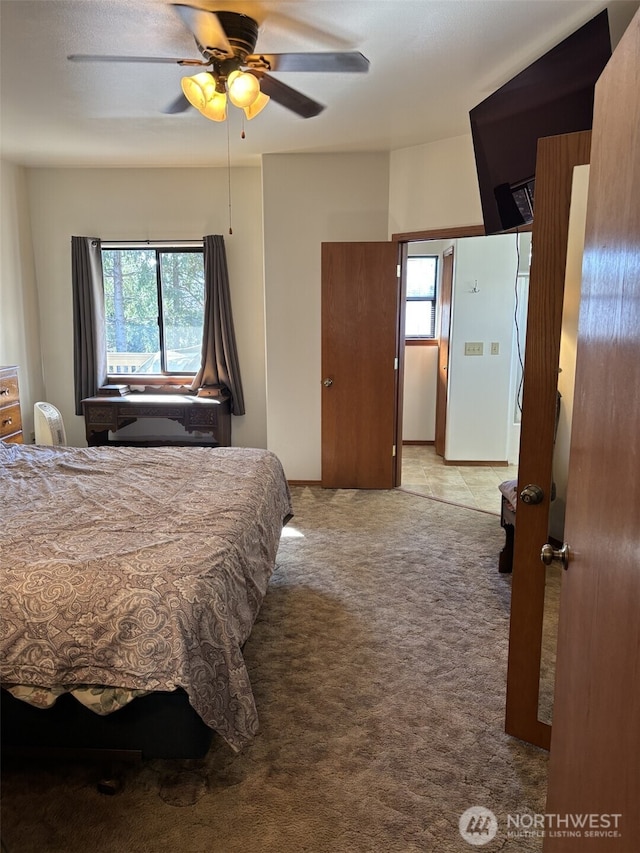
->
[2,430,24,444]
[1,402,22,439]
[0,373,19,406]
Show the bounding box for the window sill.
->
[106,375,196,387]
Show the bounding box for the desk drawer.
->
[1,403,22,439]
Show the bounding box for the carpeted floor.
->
[1,486,549,852]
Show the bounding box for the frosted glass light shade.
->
[244,91,270,119]
[200,91,227,122]
[181,72,217,111]
[227,70,260,108]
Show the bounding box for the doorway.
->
[320,228,531,490]
[397,227,531,475]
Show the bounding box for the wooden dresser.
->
[0,365,23,444]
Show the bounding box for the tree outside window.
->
[405,255,438,339]
[102,247,205,376]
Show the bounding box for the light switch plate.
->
[491,342,500,355]
[464,342,484,356]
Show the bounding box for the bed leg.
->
[97,763,123,795]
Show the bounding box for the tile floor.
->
[400,444,518,515]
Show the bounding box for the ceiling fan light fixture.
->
[199,90,228,122]
[243,91,270,120]
[227,70,261,108]
[181,71,216,111]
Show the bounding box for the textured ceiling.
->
[1,0,638,168]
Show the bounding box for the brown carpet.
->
[1,486,549,852]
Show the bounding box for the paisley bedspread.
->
[0,443,292,751]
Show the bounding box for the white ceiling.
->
[1,0,638,169]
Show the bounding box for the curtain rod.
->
[100,239,204,248]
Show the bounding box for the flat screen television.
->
[469,10,611,235]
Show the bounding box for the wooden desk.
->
[82,394,231,447]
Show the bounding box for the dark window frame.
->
[102,244,205,384]
[405,254,439,340]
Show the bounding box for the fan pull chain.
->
[226,118,233,235]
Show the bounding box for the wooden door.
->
[504,130,592,750]
[321,242,401,489]
[544,12,640,848]
[435,246,453,457]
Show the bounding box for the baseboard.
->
[287,480,322,486]
[402,440,435,446]
[443,459,509,467]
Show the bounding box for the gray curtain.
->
[191,235,245,415]
[72,237,107,415]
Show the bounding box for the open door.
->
[321,242,401,489]
[504,129,591,750]
[544,12,640,847]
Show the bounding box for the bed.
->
[0,442,292,764]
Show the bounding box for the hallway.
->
[400,444,517,515]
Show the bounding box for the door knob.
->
[520,484,545,505]
[541,542,571,569]
[322,378,333,387]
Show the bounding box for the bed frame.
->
[1,687,214,792]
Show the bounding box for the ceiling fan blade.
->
[164,93,191,114]
[249,71,324,119]
[172,4,233,57]
[247,52,369,74]
[68,54,205,66]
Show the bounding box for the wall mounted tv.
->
[469,10,611,235]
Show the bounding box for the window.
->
[405,255,438,339]
[102,245,205,377]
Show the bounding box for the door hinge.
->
[392,444,396,457]
[396,264,401,278]
[394,357,398,370]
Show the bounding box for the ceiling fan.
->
[68,3,370,121]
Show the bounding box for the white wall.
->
[402,345,438,442]
[0,160,45,439]
[445,234,519,462]
[262,153,390,481]
[388,135,483,235]
[22,166,265,448]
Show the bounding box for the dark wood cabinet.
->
[82,393,231,447]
